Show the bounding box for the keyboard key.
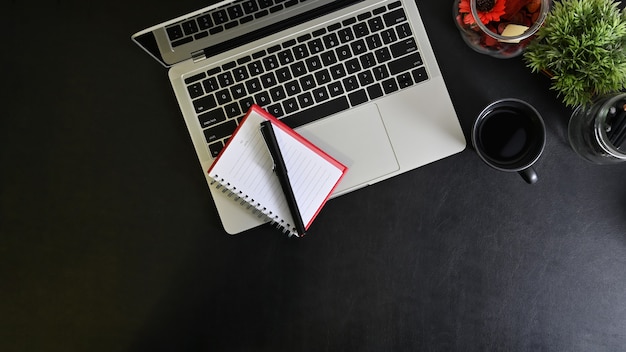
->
[380,28,397,44]
[224,21,238,30]
[397,72,413,88]
[215,89,232,104]
[299,74,316,91]
[291,61,307,77]
[321,51,338,66]
[262,55,279,70]
[240,15,253,25]
[348,89,368,106]
[312,28,327,37]
[375,47,392,63]
[372,65,390,80]
[366,34,383,50]
[382,78,398,94]
[280,96,349,128]
[247,61,264,76]
[233,67,249,82]
[217,72,234,87]
[267,103,284,117]
[298,92,315,108]
[293,44,309,60]
[314,69,331,85]
[230,83,247,99]
[327,22,341,32]
[222,61,236,70]
[209,26,224,35]
[277,50,294,65]
[323,33,340,49]
[194,31,209,40]
[367,83,384,99]
[330,64,347,80]
[270,86,286,101]
[204,120,237,143]
[172,37,193,47]
[228,4,244,19]
[342,76,359,92]
[187,82,204,99]
[350,39,367,55]
[297,34,312,42]
[396,23,412,39]
[336,45,352,60]
[312,87,330,103]
[269,4,283,13]
[345,58,361,74]
[193,95,217,113]
[242,0,259,14]
[255,91,271,106]
[357,70,374,86]
[267,44,281,53]
[182,20,199,35]
[213,10,228,25]
[305,56,323,72]
[209,141,224,158]
[260,72,278,88]
[353,22,369,38]
[358,12,372,21]
[258,0,273,8]
[412,67,429,84]
[276,67,292,83]
[245,78,262,93]
[282,39,297,48]
[184,72,206,84]
[239,97,255,112]
[360,52,376,69]
[202,77,219,93]
[337,28,354,43]
[283,98,299,114]
[225,102,241,118]
[328,82,344,97]
[199,108,227,128]
[196,14,213,30]
[383,8,407,27]
[388,52,423,75]
[368,16,385,32]
[308,38,324,54]
[285,80,301,96]
[391,38,418,57]
[166,25,184,40]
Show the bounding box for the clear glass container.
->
[568,93,626,164]
[453,0,551,59]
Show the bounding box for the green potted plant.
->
[523,0,626,107]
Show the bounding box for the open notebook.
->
[208,105,347,236]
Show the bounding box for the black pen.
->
[259,120,306,237]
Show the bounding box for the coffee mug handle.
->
[518,167,538,184]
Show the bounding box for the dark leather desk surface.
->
[3,1,626,351]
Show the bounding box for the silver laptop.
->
[132,0,466,234]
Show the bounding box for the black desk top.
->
[3,1,626,351]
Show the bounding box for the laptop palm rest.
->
[296,103,400,195]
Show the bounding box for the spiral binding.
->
[210,174,299,237]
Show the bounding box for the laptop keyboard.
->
[166,0,304,47]
[184,1,429,158]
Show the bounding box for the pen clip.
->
[260,121,277,172]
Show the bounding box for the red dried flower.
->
[459,0,507,25]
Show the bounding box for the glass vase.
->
[453,0,550,58]
[568,93,626,164]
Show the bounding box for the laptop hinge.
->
[191,50,206,63]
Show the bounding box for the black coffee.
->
[479,108,533,163]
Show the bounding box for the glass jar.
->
[568,93,626,164]
[453,0,551,58]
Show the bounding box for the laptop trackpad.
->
[295,103,399,194]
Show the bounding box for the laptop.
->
[132,0,466,234]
